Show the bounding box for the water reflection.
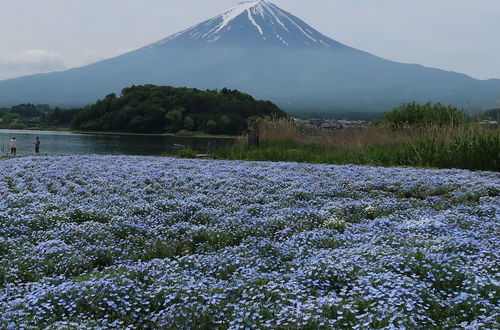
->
[0,129,234,156]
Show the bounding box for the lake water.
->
[0,129,234,156]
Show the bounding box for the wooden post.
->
[248,127,260,147]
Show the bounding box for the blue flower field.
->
[0,156,498,329]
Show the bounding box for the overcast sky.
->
[1,0,499,81]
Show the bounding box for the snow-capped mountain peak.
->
[217,1,266,34]
[155,1,344,49]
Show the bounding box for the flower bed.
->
[0,155,498,329]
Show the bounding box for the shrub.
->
[176,148,197,158]
[384,102,465,127]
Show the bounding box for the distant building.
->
[320,122,342,130]
[298,118,369,130]
[480,120,498,129]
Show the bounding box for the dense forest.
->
[70,85,287,135]
[0,104,81,129]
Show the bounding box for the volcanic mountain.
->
[1,0,499,111]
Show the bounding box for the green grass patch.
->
[176,148,197,158]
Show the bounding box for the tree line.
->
[0,104,81,129]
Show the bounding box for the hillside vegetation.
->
[0,103,81,129]
[70,85,286,135]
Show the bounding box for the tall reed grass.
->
[215,118,499,171]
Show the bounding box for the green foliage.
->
[246,116,260,127]
[0,103,56,129]
[384,102,465,127]
[183,116,195,131]
[205,120,217,134]
[0,103,82,129]
[47,108,82,126]
[165,108,184,132]
[404,129,499,171]
[71,85,287,135]
[218,115,232,132]
[5,122,28,130]
[10,103,44,118]
[176,148,197,158]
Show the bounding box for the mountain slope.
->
[0,0,499,111]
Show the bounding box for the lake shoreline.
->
[0,127,235,139]
[74,130,236,139]
[0,128,234,156]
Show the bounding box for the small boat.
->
[173,143,185,148]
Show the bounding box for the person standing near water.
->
[10,137,16,155]
[33,136,40,154]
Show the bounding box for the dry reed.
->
[251,117,497,150]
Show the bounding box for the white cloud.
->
[0,50,66,80]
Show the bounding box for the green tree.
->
[184,116,195,131]
[384,102,465,127]
[205,120,217,134]
[165,108,184,133]
[219,115,237,134]
[10,103,44,118]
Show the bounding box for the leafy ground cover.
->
[0,156,498,329]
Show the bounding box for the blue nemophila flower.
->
[0,155,498,328]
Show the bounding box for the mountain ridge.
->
[0,1,499,112]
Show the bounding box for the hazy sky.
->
[1,0,499,80]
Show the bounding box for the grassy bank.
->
[213,119,499,171]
